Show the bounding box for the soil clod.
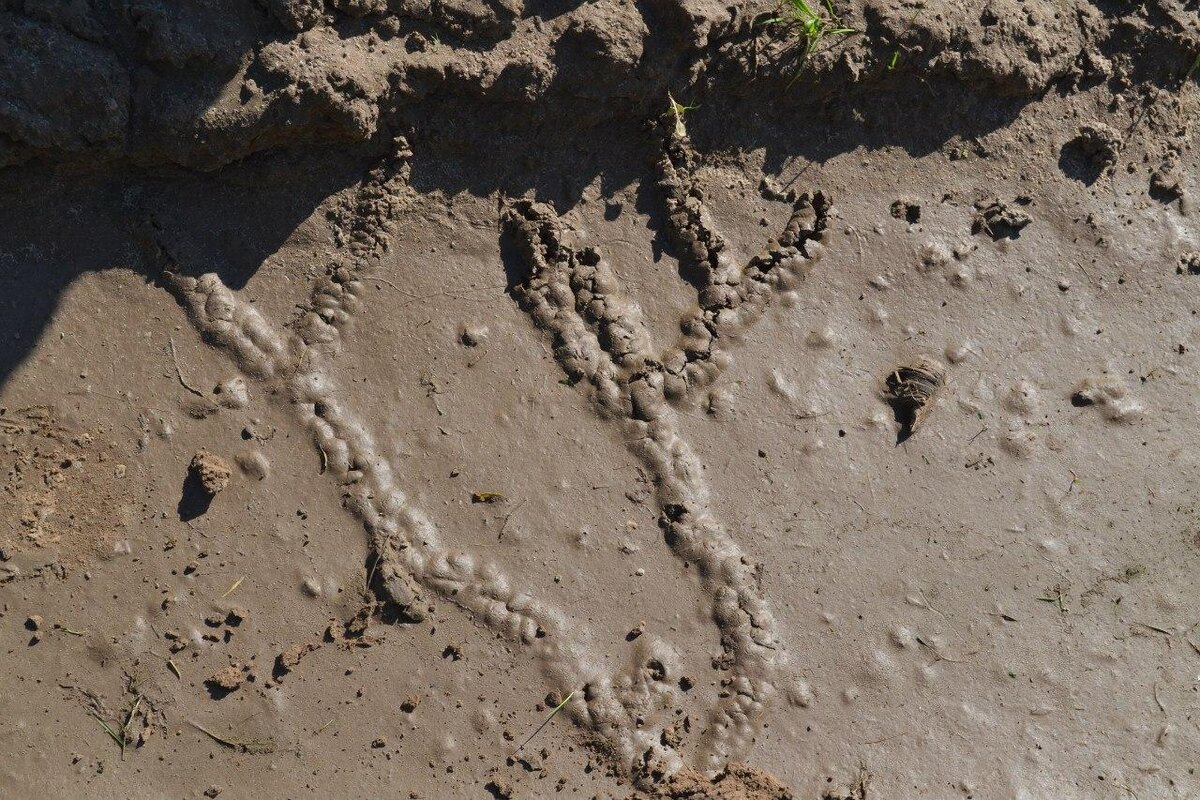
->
[179,450,232,520]
[459,323,489,347]
[274,642,317,679]
[1073,123,1121,172]
[883,358,946,443]
[205,664,248,698]
[972,196,1032,240]
[190,451,232,495]
[1151,159,1185,202]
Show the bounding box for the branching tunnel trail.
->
[140,113,831,781]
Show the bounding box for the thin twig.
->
[220,576,245,598]
[189,721,275,754]
[499,499,526,542]
[365,552,381,594]
[169,337,206,398]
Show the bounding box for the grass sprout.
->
[667,93,698,139]
[516,689,576,753]
[92,692,144,759]
[762,0,856,63]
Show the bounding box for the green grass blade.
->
[516,689,576,753]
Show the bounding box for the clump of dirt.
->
[889,198,921,224]
[189,450,231,495]
[178,449,232,520]
[483,777,516,799]
[274,642,319,679]
[1072,123,1122,173]
[883,358,946,443]
[1150,157,1186,202]
[635,764,797,799]
[1177,252,1200,275]
[205,662,254,698]
[971,196,1033,240]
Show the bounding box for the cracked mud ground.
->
[2,0,1200,797]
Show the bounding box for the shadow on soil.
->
[0,70,1030,395]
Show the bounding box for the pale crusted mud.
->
[2,0,1200,798]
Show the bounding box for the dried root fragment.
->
[883,357,945,443]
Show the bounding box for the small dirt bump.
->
[274,643,317,679]
[1059,123,1122,185]
[213,377,250,409]
[1150,159,1185,202]
[1070,376,1142,422]
[484,779,514,799]
[179,451,231,521]
[459,322,489,347]
[236,450,270,480]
